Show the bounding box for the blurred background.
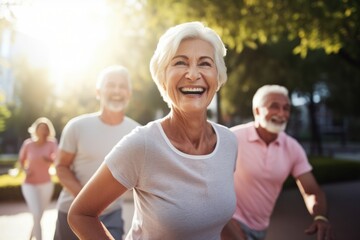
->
[0,0,359,157]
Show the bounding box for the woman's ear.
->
[253,107,260,117]
[95,89,101,100]
[162,81,166,91]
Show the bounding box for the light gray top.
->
[106,120,238,240]
[57,112,140,214]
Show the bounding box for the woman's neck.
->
[161,112,216,155]
[35,137,47,145]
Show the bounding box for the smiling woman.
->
[66,21,238,240]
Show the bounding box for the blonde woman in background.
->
[18,117,58,240]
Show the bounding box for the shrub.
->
[1,155,360,202]
[0,163,62,202]
[283,157,360,188]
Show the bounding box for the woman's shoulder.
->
[127,120,158,135]
[118,120,158,141]
[209,121,236,141]
[22,138,33,145]
[210,121,234,135]
[20,138,34,150]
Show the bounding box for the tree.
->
[11,58,55,141]
[142,0,360,153]
[0,94,11,133]
[0,3,15,135]
[2,0,360,153]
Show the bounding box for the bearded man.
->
[54,65,140,240]
[222,85,334,240]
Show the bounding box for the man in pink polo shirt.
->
[222,85,334,240]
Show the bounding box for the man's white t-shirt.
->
[57,112,140,215]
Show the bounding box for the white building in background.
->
[0,28,15,104]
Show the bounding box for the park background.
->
[0,1,360,239]
[0,0,359,157]
[0,0,359,202]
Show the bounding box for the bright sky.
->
[10,0,111,91]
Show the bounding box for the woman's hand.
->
[42,156,53,163]
[221,218,247,240]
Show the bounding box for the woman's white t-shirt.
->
[106,120,238,240]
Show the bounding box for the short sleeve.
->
[290,140,312,178]
[105,127,145,189]
[18,139,30,165]
[59,120,77,154]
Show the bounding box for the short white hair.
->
[28,117,56,141]
[96,65,132,91]
[149,21,227,106]
[252,85,289,109]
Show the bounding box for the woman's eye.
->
[174,61,187,66]
[199,61,212,67]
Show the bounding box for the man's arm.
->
[296,172,334,240]
[221,218,247,240]
[55,149,83,197]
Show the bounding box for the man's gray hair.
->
[96,65,131,91]
[252,85,289,109]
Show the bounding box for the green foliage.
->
[283,156,360,188]
[0,94,11,133]
[1,0,360,144]
[145,0,359,58]
[0,166,61,201]
[310,156,360,183]
[1,155,360,201]
[140,0,360,140]
[0,181,62,202]
[0,170,24,187]
[2,0,165,141]
[324,55,360,117]
[10,59,55,140]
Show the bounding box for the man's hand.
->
[305,218,335,240]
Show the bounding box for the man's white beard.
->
[105,100,128,112]
[259,117,287,134]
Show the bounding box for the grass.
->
[310,156,360,183]
[0,159,62,202]
[1,155,360,202]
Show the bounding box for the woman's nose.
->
[185,66,200,81]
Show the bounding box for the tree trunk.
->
[308,93,323,155]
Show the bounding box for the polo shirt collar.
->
[248,122,285,145]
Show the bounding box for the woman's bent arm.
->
[68,163,128,239]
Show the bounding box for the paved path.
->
[0,198,134,240]
[267,180,360,240]
[0,180,359,240]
